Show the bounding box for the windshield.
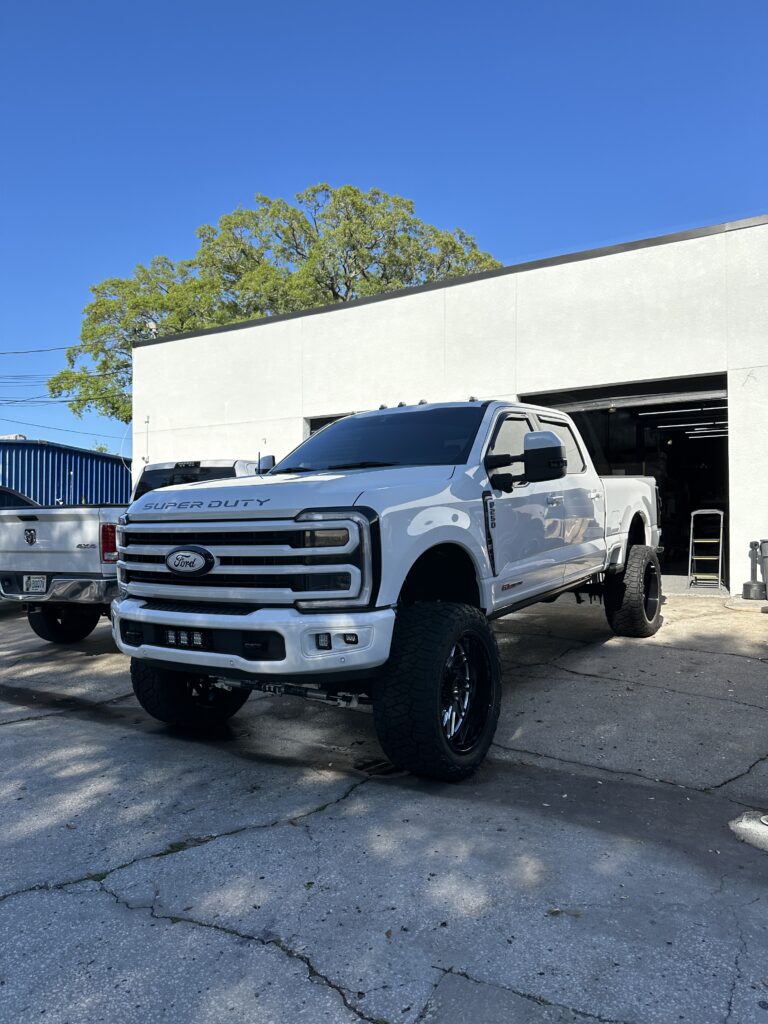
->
[133,465,238,500]
[271,406,486,474]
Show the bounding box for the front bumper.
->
[111,598,396,678]
[0,575,117,605]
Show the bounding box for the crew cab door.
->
[484,412,566,606]
[536,414,606,581]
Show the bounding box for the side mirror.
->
[522,431,567,482]
[258,455,276,474]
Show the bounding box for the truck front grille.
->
[117,516,368,607]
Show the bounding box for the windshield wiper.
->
[326,461,399,470]
[270,466,317,475]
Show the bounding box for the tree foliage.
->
[50,185,501,423]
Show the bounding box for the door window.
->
[540,419,586,474]
[487,416,532,465]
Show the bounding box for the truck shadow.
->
[1,595,766,889]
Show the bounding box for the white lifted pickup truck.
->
[113,401,662,780]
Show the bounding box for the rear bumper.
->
[0,575,117,605]
[111,598,396,678]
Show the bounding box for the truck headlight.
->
[295,509,377,610]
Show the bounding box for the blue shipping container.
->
[0,439,131,506]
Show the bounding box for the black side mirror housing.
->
[487,431,566,491]
[523,431,567,482]
[489,472,515,492]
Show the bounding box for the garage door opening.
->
[522,375,729,589]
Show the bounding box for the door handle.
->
[587,489,602,500]
[547,494,564,506]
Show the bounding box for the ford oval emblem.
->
[165,546,215,576]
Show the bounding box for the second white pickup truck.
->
[112,401,662,780]
[0,459,265,643]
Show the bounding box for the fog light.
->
[166,630,177,645]
[179,630,189,646]
[315,632,332,650]
[192,631,204,647]
[343,633,358,645]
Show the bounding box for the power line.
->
[0,415,124,440]
[0,346,70,355]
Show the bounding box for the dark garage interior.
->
[523,374,729,587]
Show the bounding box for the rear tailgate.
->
[0,507,116,575]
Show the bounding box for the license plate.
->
[23,575,47,594]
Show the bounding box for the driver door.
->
[484,413,566,608]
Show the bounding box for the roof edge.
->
[135,213,768,348]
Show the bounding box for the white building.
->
[132,214,768,592]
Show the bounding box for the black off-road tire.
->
[131,660,250,729]
[605,544,662,638]
[372,602,502,782]
[27,604,102,644]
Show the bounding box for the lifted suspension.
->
[216,676,372,707]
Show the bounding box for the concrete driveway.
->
[0,595,766,1024]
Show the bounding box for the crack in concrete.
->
[540,660,768,713]
[0,708,67,727]
[0,689,134,727]
[425,966,633,1024]
[0,774,369,904]
[723,913,748,1023]
[710,753,768,791]
[95,879,388,1024]
[490,740,753,807]
[649,640,766,664]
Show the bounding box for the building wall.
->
[0,441,131,505]
[133,219,768,590]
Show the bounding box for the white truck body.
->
[0,505,123,605]
[112,402,660,681]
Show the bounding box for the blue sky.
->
[1,1,766,456]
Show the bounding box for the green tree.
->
[50,185,500,423]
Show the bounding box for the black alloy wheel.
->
[440,635,494,755]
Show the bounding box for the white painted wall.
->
[132,218,768,591]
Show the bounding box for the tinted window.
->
[488,416,532,462]
[134,465,237,500]
[272,406,486,473]
[541,419,586,473]
[0,487,36,508]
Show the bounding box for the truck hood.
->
[127,465,456,521]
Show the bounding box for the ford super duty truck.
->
[112,401,662,781]
[0,459,266,643]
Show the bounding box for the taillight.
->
[100,523,118,563]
